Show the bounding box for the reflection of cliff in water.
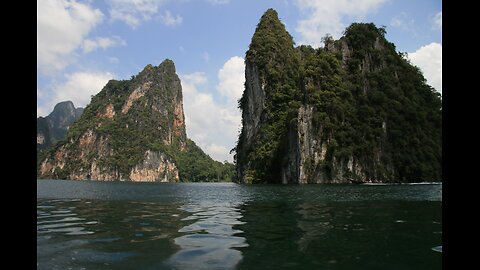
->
[237,200,442,269]
[295,203,335,253]
[166,202,248,269]
[235,201,307,269]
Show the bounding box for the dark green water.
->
[37,180,442,269]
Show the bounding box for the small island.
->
[235,9,441,184]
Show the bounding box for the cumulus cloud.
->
[294,0,386,47]
[82,36,126,53]
[182,72,208,85]
[433,12,442,30]
[217,56,245,102]
[205,144,230,160]
[108,0,164,28]
[181,56,245,162]
[37,71,114,117]
[160,10,183,26]
[408,42,442,94]
[37,0,103,74]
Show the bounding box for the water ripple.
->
[37,182,442,270]
[37,203,97,236]
[167,203,248,269]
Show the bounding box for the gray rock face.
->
[37,117,51,149]
[236,60,265,182]
[243,61,265,147]
[47,101,83,141]
[37,101,83,151]
[129,151,179,182]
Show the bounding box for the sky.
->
[37,0,442,163]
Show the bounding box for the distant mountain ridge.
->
[37,101,83,158]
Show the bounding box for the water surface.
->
[37,180,442,269]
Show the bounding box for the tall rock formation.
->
[38,59,233,182]
[236,9,302,184]
[235,9,442,183]
[37,101,83,158]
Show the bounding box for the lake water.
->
[37,180,442,269]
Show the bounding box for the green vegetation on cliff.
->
[37,101,83,164]
[39,60,234,182]
[174,139,235,182]
[237,9,302,183]
[236,10,442,183]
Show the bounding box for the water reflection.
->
[167,202,248,269]
[295,203,334,252]
[37,200,97,236]
[37,182,442,270]
[37,199,187,270]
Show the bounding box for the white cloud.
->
[37,106,50,118]
[110,9,140,27]
[433,12,442,30]
[160,10,183,26]
[181,56,245,162]
[37,0,103,74]
[205,144,230,161]
[408,42,442,94]
[108,0,163,28]
[182,72,208,85]
[38,71,114,117]
[217,56,244,102]
[294,0,386,47]
[82,36,126,53]
[208,0,230,5]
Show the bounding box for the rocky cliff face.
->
[294,104,393,183]
[129,151,179,182]
[235,10,442,184]
[37,101,84,151]
[37,101,84,163]
[235,57,265,182]
[236,9,301,183]
[38,59,187,182]
[47,101,81,140]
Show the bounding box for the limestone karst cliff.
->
[38,59,234,182]
[235,9,442,184]
[37,101,83,160]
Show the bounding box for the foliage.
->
[174,139,235,182]
[36,101,84,165]
[236,11,442,183]
[237,8,302,183]
[39,61,235,182]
